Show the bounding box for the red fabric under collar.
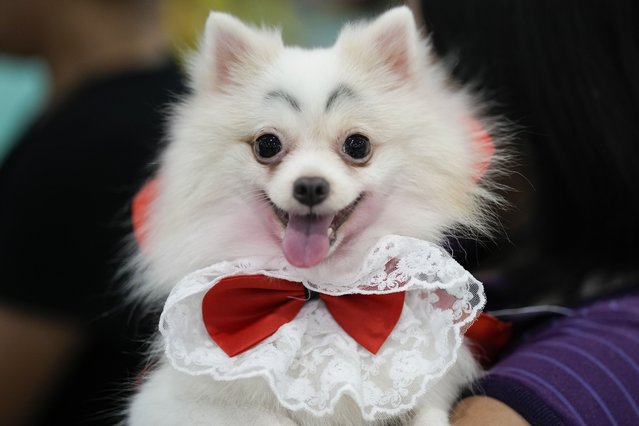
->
[465,311,513,366]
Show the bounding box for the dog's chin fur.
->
[128,6,501,425]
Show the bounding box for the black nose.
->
[293,177,330,207]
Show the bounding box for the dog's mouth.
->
[267,194,365,268]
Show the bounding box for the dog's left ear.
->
[337,6,422,81]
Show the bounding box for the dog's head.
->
[140,7,496,292]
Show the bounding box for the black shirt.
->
[0,60,185,425]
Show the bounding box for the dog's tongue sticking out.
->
[283,214,334,268]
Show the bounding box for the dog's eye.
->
[254,134,282,161]
[342,134,371,163]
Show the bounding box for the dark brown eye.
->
[342,134,371,162]
[254,134,282,161]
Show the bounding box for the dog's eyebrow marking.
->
[265,90,301,112]
[326,84,356,111]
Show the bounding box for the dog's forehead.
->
[265,47,345,110]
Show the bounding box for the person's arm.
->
[451,396,529,425]
[454,292,639,425]
[0,305,80,426]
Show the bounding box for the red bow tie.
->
[202,274,513,362]
[202,274,405,357]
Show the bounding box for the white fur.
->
[129,346,479,426]
[129,7,498,425]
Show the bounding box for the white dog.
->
[127,7,500,426]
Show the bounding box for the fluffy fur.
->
[128,7,500,425]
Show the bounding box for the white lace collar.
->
[160,235,485,421]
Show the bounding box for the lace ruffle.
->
[160,235,484,420]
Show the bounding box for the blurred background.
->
[0,0,398,168]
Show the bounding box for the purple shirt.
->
[475,292,639,425]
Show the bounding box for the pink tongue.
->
[283,214,334,268]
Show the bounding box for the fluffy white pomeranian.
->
[127,6,500,426]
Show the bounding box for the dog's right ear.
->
[190,12,283,93]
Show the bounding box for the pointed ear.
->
[337,6,422,81]
[190,12,282,93]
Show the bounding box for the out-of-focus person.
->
[0,0,184,425]
[410,0,639,424]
